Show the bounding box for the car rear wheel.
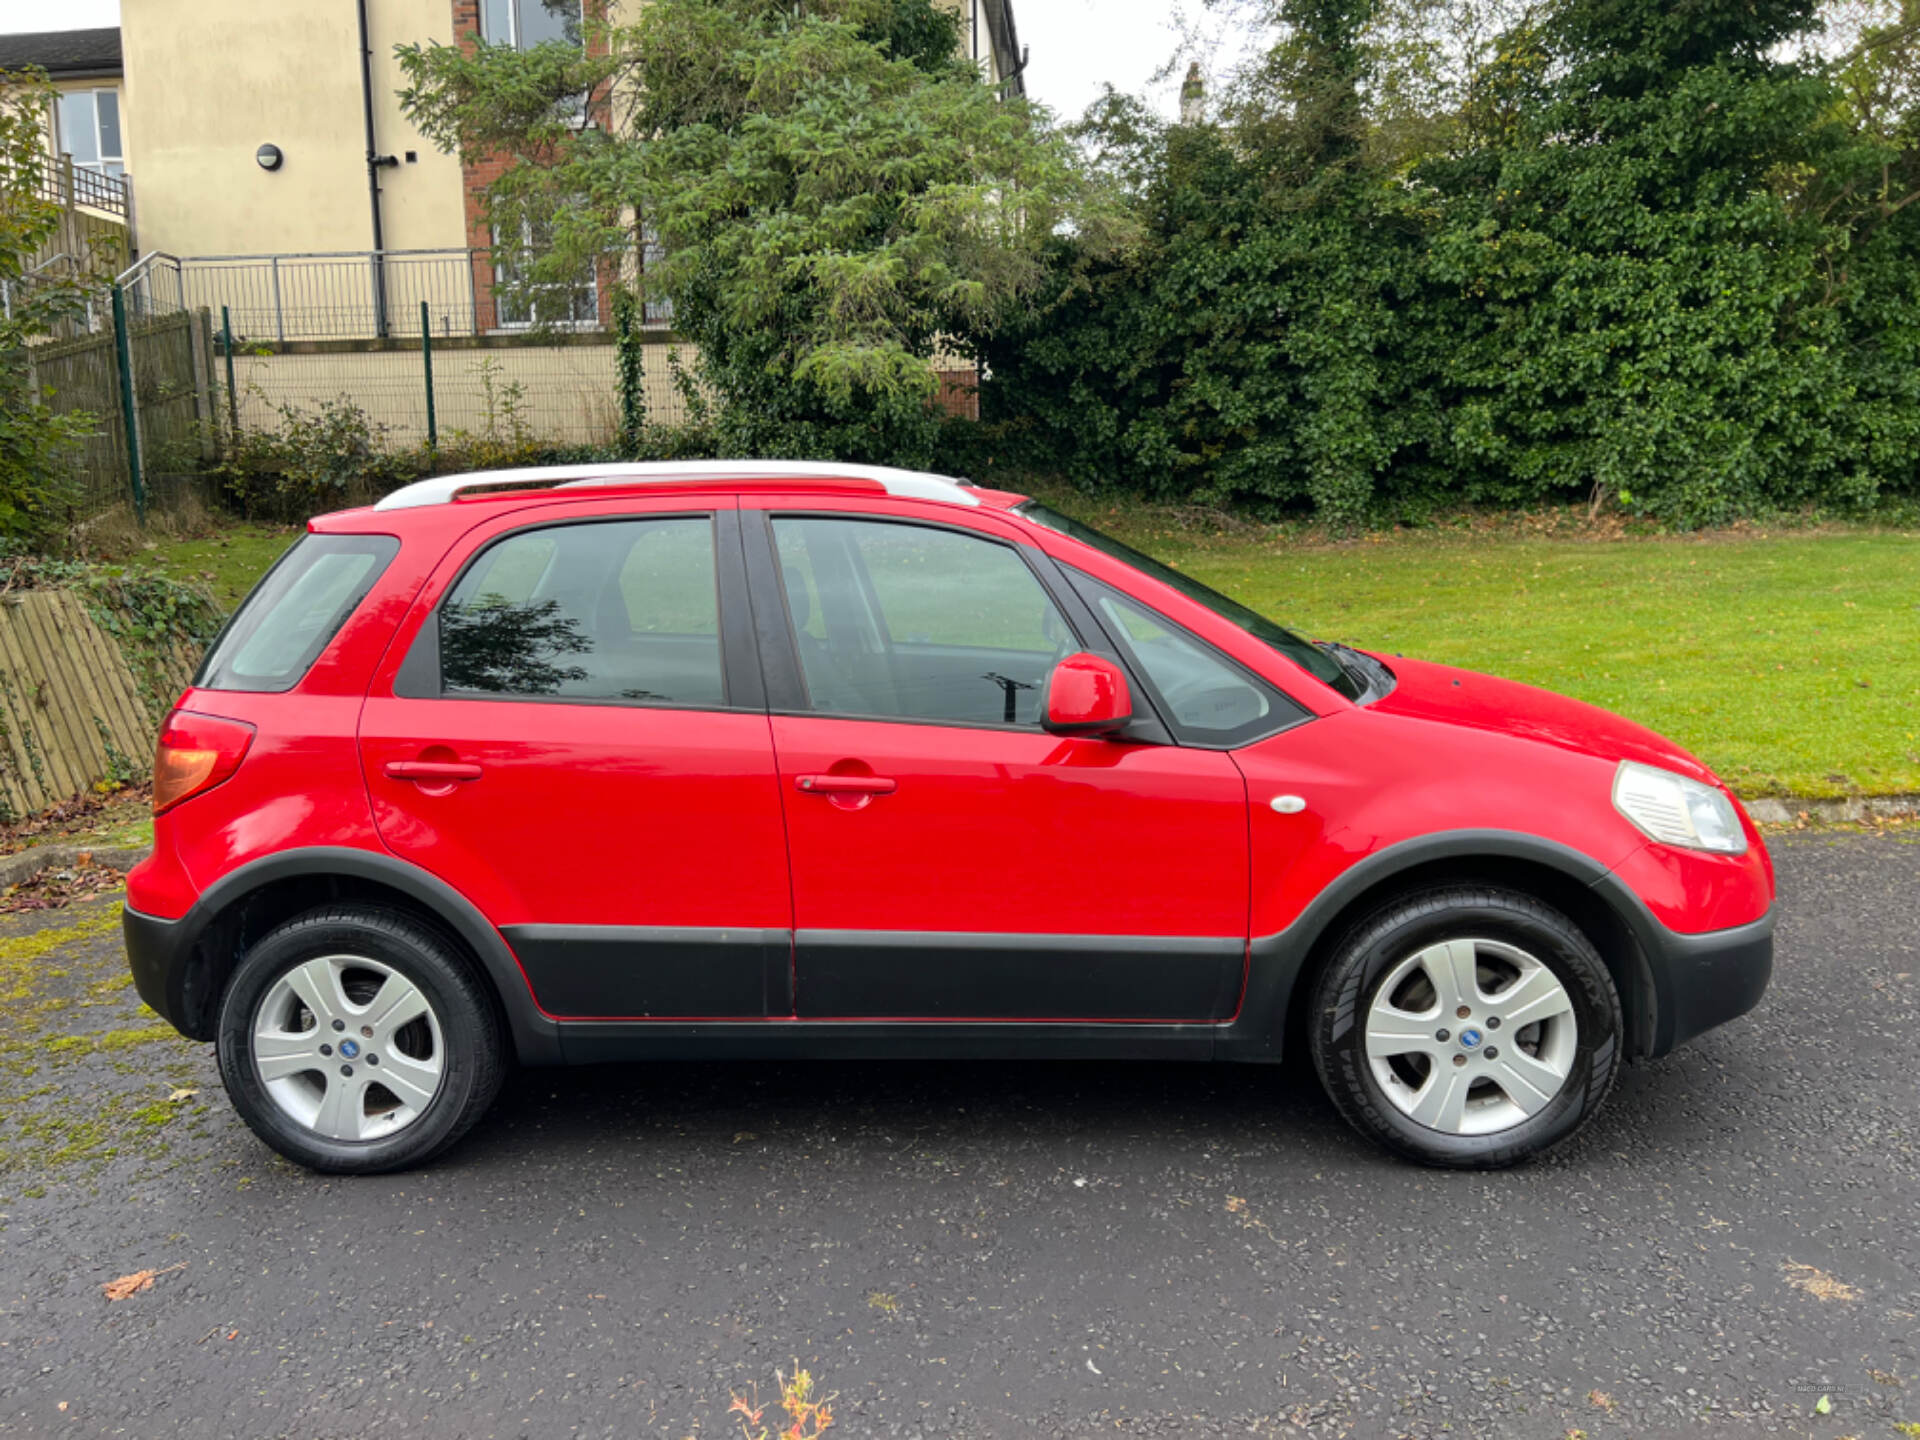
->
[1308,886,1622,1168]
[216,906,504,1174]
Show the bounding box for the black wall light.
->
[255,143,283,172]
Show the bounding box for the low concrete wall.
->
[224,334,981,449]
[227,333,699,449]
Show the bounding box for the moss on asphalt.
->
[0,894,201,1186]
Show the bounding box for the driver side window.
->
[771,517,1075,727]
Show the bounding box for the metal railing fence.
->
[124,249,482,342]
[121,248,674,344]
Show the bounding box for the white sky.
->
[0,0,1241,122]
[0,0,117,35]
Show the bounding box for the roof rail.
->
[371,460,981,511]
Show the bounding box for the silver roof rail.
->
[372,460,981,511]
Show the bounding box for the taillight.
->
[153,711,256,815]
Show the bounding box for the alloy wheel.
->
[251,954,446,1142]
[1363,938,1578,1136]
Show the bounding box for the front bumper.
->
[1627,903,1774,1058]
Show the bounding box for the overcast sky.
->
[0,0,1234,122]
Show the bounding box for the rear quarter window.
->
[195,534,400,693]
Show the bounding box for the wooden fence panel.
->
[0,592,162,821]
[27,328,128,520]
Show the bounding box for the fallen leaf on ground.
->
[166,1088,199,1103]
[102,1262,186,1301]
[1783,1262,1860,1302]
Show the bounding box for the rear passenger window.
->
[197,534,400,693]
[439,517,725,707]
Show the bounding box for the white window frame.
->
[54,88,124,176]
[491,220,600,333]
[481,0,590,126]
[481,0,585,50]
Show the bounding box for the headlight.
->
[1612,760,1747,855]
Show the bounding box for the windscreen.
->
[195,534,400,693]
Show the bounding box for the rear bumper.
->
[124,903,197,1037]
[1628,903,1774,1058]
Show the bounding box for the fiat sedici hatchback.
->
[123,462,1775,1173]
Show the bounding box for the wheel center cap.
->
[1458,1028,1483,1050]
[338,1038,361,1059]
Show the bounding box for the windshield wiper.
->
[1318,642,1395,705]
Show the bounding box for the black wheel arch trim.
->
[1219,828,1772,1063]
[121,831,1768,1069]
[123,845,564,1064]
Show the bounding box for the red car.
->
[123,463,1775,1173]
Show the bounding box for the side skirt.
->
[558,1019,1221,1064]
[547,931,1313,1064]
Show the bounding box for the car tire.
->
[216,905,505,1174]
[1308,886,1622,1169]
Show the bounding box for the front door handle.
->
[385,760,483,783]
[795,774,897,797]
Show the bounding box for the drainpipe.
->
[357,0,395,336]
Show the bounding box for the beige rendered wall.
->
[940,0,1016,86]
[121,0,467,259]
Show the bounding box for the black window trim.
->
[393,508,764,714]
[1061,563,1314,751]
[742,509,1174,743]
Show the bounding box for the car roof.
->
[370,461,990,512]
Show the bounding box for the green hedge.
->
[979,0,1920,526]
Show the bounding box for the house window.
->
[55,89,124,177]
[641,224,673,326]
[492,221,598,329]
[482,0,584,49]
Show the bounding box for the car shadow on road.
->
[453,1053,1369,1164]
[431,1021,1774,1179]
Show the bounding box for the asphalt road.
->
[0,831,1916,1440]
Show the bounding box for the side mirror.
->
[1043,652,1133,738]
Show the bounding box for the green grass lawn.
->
[125,509,1920,799]
[1052,499,1920,799]
[117,522,297,610]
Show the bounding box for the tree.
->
[399,0,1108,466]
[984,0,1442,522]
[1,69,93,548]
[985,0,1920,524]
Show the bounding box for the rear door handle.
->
[795,774,897,796]
[384,760,483,783]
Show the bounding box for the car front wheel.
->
[216,906,505,1174]
[1309,886,1622,1168]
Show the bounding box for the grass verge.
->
[1034,497,1920,799]
[110,522,297,610]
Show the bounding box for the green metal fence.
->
[28,248,955,531]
